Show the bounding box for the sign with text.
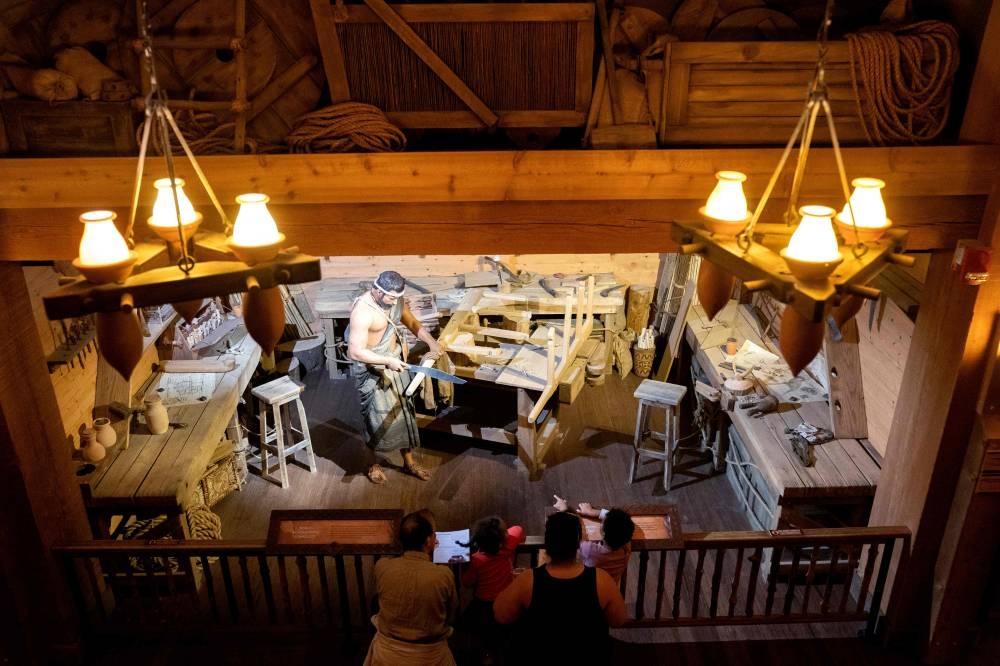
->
[266,509,403,554]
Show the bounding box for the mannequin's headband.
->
[373,276,404,297]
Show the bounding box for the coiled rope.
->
[847,20,959,145]
[186,504,223,540]
[286,102,407,153]
[137,106,284,155]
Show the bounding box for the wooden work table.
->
[685,300,881,530]
[315,273,625,477]
[79,330,260,538]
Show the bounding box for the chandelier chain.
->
[738,0,866,259]
[126,0,234,276]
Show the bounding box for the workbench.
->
[78,330,260,538]
[685,300,881,531]
[315,273,625,477]
[312,274,627,379]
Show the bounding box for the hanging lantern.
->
[243,286,285,371]
[779,306,825,376]
[227,193,285,265]
[173,298,206,323]
[697,259,734,321]
[96,310,144,380]
[73,211,138,284]
[836,177,892,242]
[700,171,752,236]
[831,294,865,329]
[780,205,844,282]
[148,177,203,252]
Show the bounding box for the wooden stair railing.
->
[55,526,909,643]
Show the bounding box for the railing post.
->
[865,538,896,639]
[635,550,649,620]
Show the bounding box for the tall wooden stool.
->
[250,375,316,488]
[628,379,688,490]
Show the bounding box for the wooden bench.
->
[684,300,881,532]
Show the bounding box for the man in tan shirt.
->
[364,509,457,665]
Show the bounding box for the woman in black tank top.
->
[494,512,628,665]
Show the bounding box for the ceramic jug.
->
[143,394,170,435]
[93,417,117,448]
[78,428,105,463]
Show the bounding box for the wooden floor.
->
[217,366,751,540]
[213,365,866,647]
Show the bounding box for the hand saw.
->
[404,364,466,384]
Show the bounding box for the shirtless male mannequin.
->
[347,270,442,484]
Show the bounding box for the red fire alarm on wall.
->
[952,239,992,285]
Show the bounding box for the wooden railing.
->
[526,526,910,637]
[55,526,908,644]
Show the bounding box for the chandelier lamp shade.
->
[671,0,913,375]
[41,3,320,380]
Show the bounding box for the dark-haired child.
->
[460,516,525,662]
[552,495,636,584]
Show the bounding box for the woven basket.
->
[633,347,655,378]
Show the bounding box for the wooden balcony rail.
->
[54,526,909,645]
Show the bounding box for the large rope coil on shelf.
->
[847,20,959,145]
[286,102,407,153]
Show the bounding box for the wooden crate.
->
[0,99,137,155]
[313,2,594,128]
[653,41,866,146]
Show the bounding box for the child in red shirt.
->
[460,516,525,662]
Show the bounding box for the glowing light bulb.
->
[78,211,130,267]
[232,193,282,247]
[227,193,285,265]
[785,205,842,263]
[779,205,844,282]
[704,171,750,222]
[73,210,137,284]
[836,177,891,241]
[146,177,203,251]
[149,177,199,230]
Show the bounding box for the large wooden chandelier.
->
[672,0,914,374]
[42,2,320,379]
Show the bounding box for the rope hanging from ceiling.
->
[285,102,407,153]
[847,20,959,145]
[137,104,284,155]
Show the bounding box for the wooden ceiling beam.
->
[0,146,994,261]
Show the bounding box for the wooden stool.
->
[628,379,688,490]
[250,375,316,488]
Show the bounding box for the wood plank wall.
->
[856,298,915,458]
[23,266,97,451]
[317,253,659,285]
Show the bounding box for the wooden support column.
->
[960,0,1000,143]
[874,174,1000,653]
[926,316,1000,662]
[0,263,90,664]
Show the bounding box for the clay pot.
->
[244,286,285,370]
[696,259,734,321]
[143,394,170,435]
[96,310,143,380]
[173,298,206,323]
[93,417,117,449]
[831,295,865,329]
[78,428,105,463]
[779,306,826,376]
